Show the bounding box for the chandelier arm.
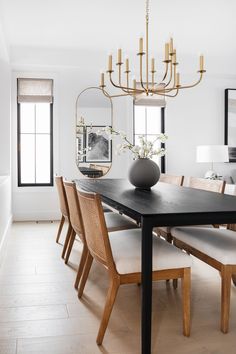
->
[160,64,177,92]
[108,72,143,95]
[152,88,180,98]
[139,55,148,92]
[118,67,134,95]
[177,72,204,89]
[161,61,174,88]
[161,62,169,82]
[101,86,131,98]
[151,86,176,94]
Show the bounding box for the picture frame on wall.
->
[85,125,112,163]
[76,129,85,163]
[225,88,236,162]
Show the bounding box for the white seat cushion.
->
[108,229,192,275]
[157,224,213,234]
[172,226,236,265]
[105,212,137,231]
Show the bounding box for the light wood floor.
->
[1,222,236,354]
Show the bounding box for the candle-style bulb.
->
[151,58,155,72]
[200,55,204,71]
[125,58,129,72]
[118,48,122,64]
[176,72,180,86]
[169,37,174,54]
[100,72,105,87]
[108,55,113,71]
[165,43,169,61]
[139,37,144,53]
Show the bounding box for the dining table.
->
[75,178,236,354]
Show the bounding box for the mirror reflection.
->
[76,87,113,177]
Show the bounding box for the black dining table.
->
[75,178,236,354]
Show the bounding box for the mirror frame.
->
[75,87,113,176]
[225,88,236,162]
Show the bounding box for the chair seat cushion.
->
[156,224,213,234]
[172,226,236,265]
[109,229,192,274]
[105,213,137,232]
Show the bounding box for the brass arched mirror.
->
[75,87,113,178]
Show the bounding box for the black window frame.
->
[133,104,166,173]
[17,101,54,187]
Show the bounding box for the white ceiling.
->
[0,0,236,73]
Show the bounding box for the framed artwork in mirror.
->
[225,88,236,162]
[76,131,85,162]
[85,125,112,163]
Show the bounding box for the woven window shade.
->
[17,78,53,103]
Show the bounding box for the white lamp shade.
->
[196,145,229,163]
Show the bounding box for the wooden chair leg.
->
[221,265,232,333]
[78,253,93,298]
[173,279,178,289]
[74,245,89,289]
[181,268,191,337]
[96,278,120,345]
[61,224,72,259]
[166,232,173,243]
[56,215,65,243]
[65,229,76,264]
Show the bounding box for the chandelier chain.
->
[146,0,150,23]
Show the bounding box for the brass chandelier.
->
[99,0,206,98]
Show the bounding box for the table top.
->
[75,178,236,226]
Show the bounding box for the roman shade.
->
[17,78,53,103]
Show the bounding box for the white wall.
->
[165,74,236,181]
[0,23,12,262]
[11,66,131,220]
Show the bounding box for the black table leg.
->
[141,217,153,354]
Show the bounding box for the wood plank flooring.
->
[0,221,236,353]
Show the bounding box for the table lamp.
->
[196,145,229,179]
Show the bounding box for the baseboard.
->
[0,214,13,266]
[13,210,61,222]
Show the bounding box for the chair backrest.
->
[77,188,115,271]
[64,181,85,243]
[188,177,226,194]
[55,176,69,218]
[159,173,184,186]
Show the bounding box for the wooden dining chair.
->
[155,174,184,242]
[156,177,226,244]
[63,181,89,289]
[77,188,192,345]
[55,176,73,260]
[172,222,236,333]
[63,181,138,288]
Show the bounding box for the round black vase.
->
[128,158,160,190]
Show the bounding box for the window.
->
[133,104,165,173]
[17,78,53,186]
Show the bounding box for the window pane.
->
[36,103,50,133]
[20,103,35,133]
[20,134,35,183]
[146,107,161,134]
[134,106,146,134]
[35,135,51,183]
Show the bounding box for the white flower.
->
[131,145,140,153]
[118,130,127,139]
